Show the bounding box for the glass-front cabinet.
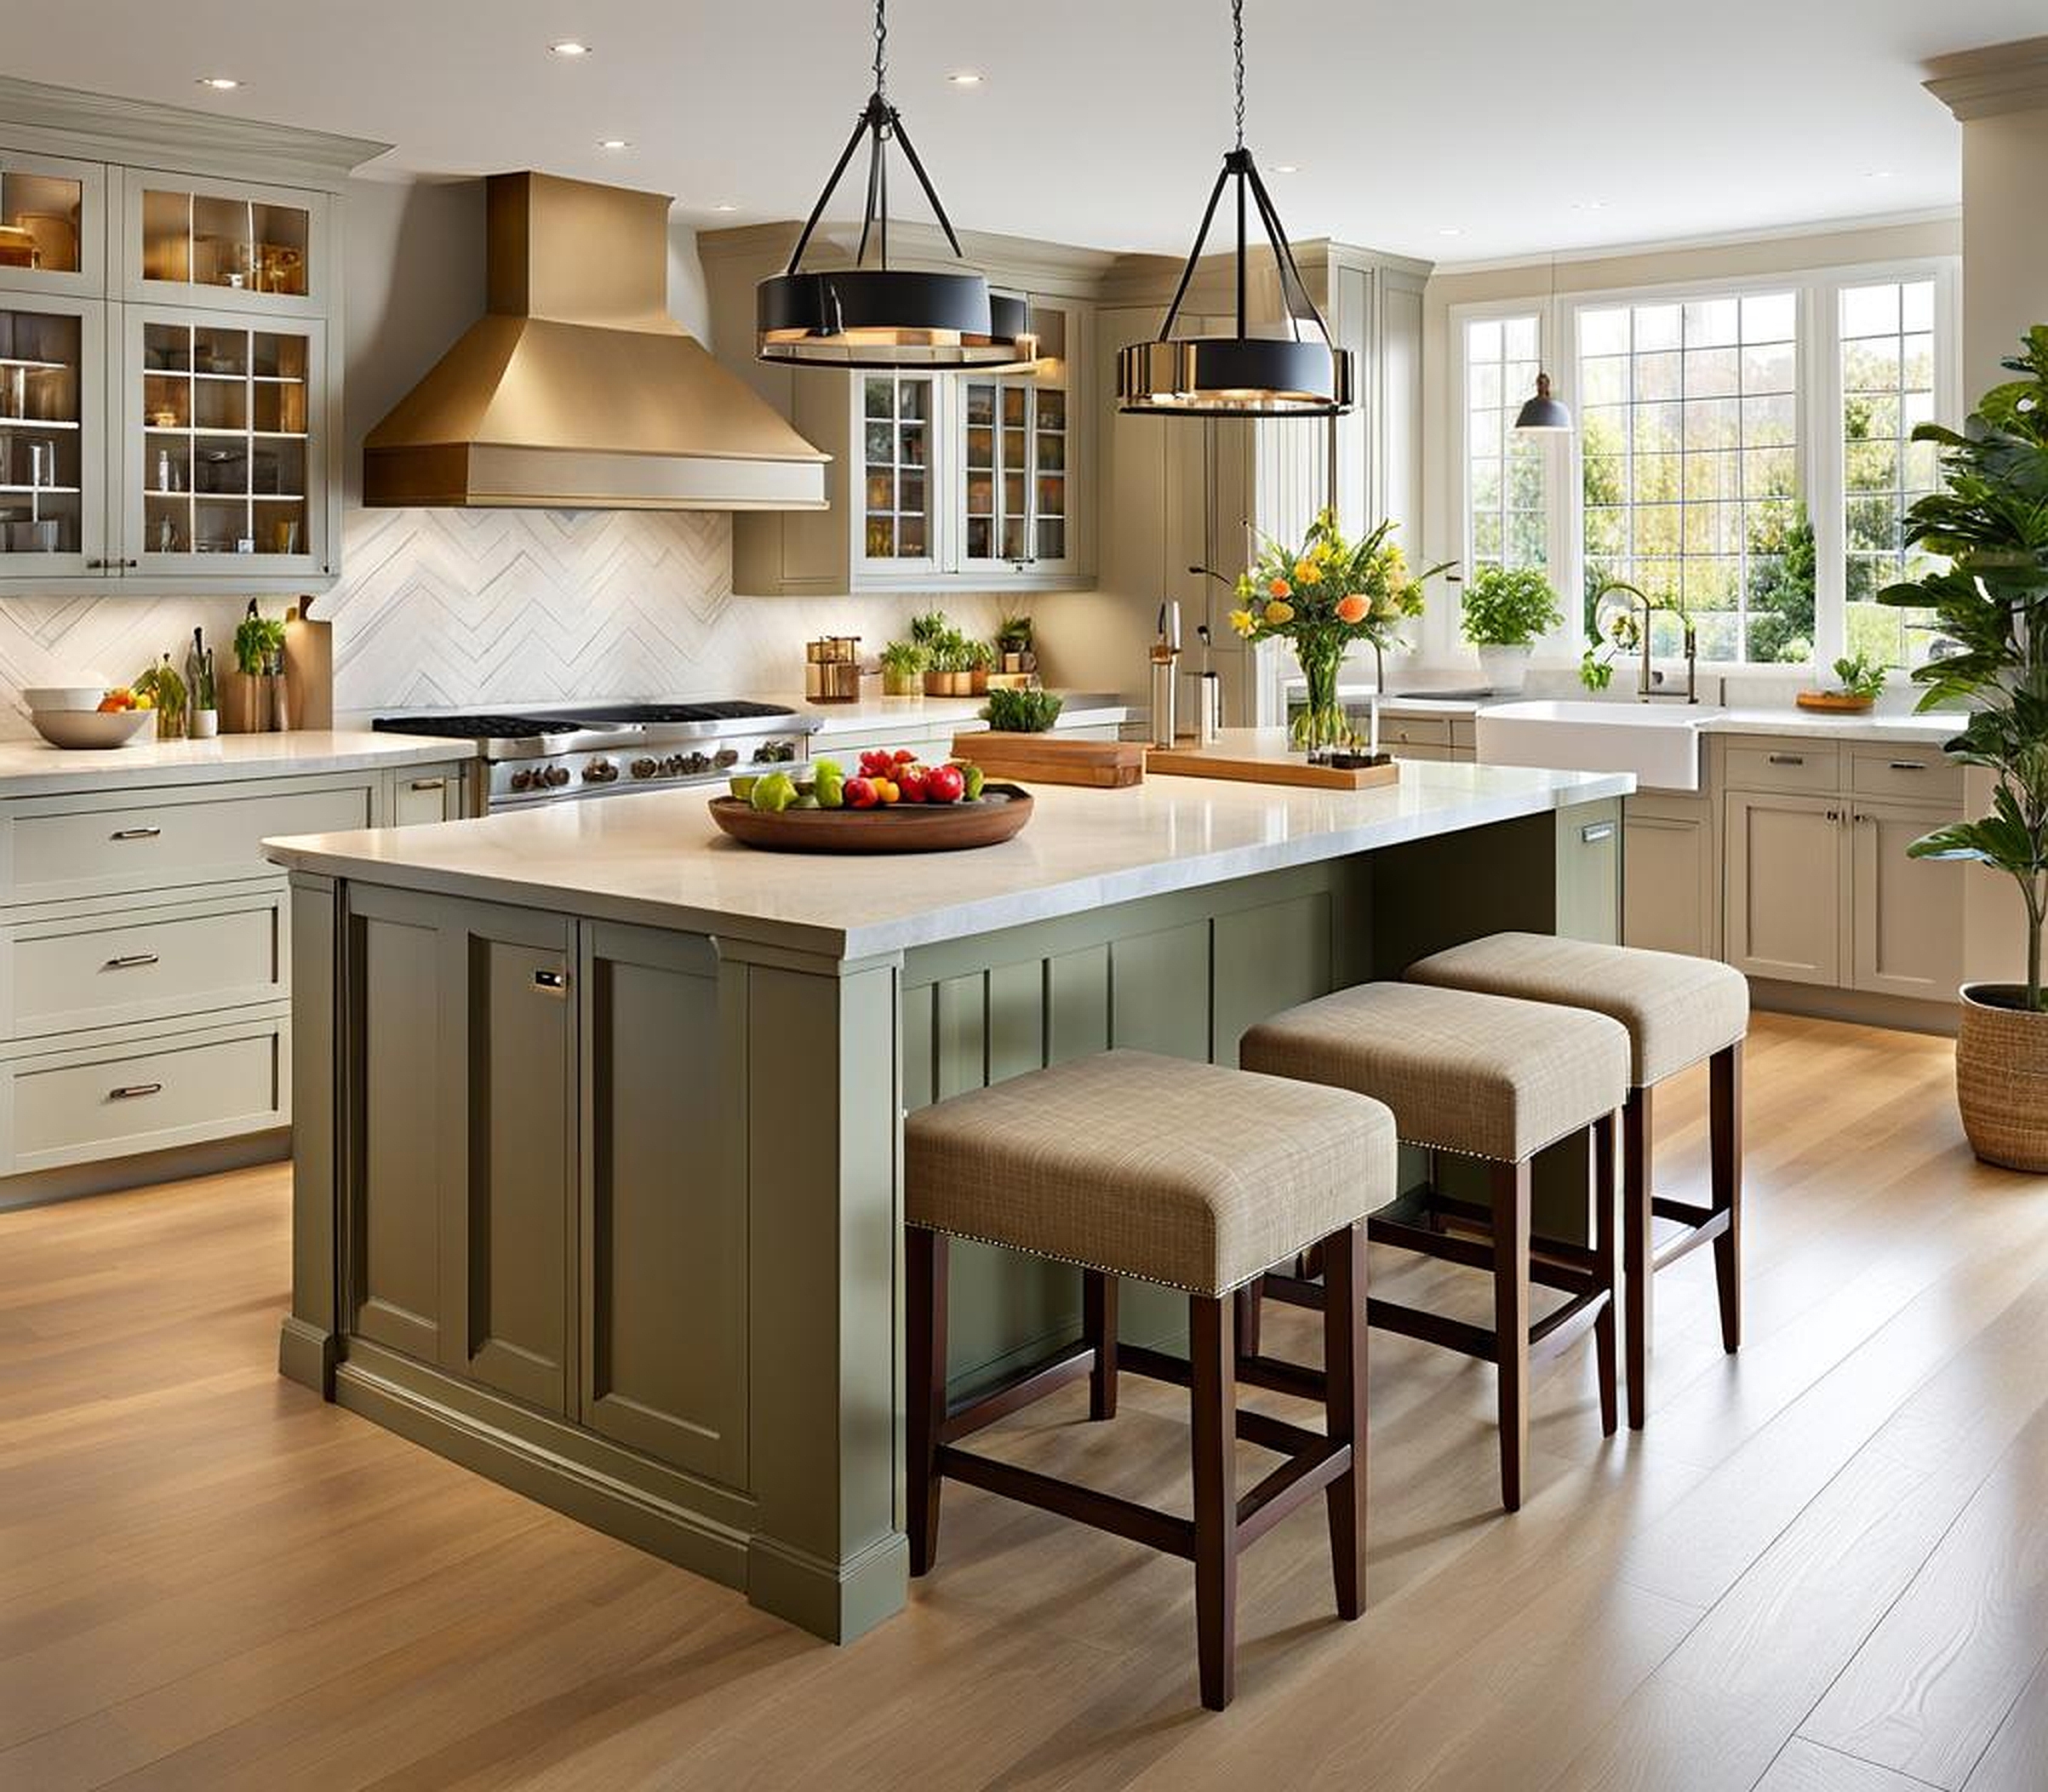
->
[0,148,104,296]
[0,294,105,576]
[125,308,326,577]
[958,306,1074,578]
[123,170,327,316]
[860,372,940,579]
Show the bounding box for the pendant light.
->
[1118,0,1353,417]
[1513,255,1574,432]
[757,0,1033,369]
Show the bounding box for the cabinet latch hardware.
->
[1767,753,1805,765]
[1887,760,1926,772]
[1580,822,1616,844]
[106,953,160,970]
[109,827,163,841]
[110,1083,163,1100]
[1825,809,1840,822]
[532,968,569,997]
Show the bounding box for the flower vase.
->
[1293,644,1349,759]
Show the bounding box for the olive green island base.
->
[265,759,1631,1645]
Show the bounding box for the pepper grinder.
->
[1149,600,1181,749]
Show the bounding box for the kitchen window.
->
[1462,312,1550,575]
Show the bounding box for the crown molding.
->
[1432,207,1961,278]
[1925,36,2048,121]
[0,74,390,190]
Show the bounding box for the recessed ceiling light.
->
[1436,226,1464,238]
[598,138,631,151]
[1572,198,1608,212]
[712,203,739,213]
[549,40,592,57]
[1272,163,1301,175]
[196,76,242,90]
[1867,168,1896,180]
[947,71,984,86]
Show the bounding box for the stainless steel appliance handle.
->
[1581,822,1616,844]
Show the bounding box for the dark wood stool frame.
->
[907,1220,1370,1712]
[1257,1113,1619,1511]
[1621,1039,1743,1428]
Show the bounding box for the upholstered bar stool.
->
[1241,982,1629,1511]
[905,1049,1397,1711]
[1404,933,1748,1428]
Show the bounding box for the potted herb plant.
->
[879,639,925,697]
[981,686,1063,733]
[225,604,287,732]
[1796,652,1887,714]
[1879,325,2048,1171]
[1462,565,1564,695]
[964,638,996,695]
[995,613,1034,673]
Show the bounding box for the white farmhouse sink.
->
[1475,700,1719,793]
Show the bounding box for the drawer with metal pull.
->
[1849,746,1965,805]
[1379,715,1456,749]
[0,776,375,906]
[0,1014,289,1175]
[2,885,286,1040]
[1722,740,1843,794]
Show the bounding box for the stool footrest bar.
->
[940,1341,1096,1445]
[935,1444,1198,1560]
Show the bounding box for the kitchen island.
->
[265,758,1632,1645]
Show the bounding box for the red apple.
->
[925,764,964,804]
[844,776,879,810]
[859,749,895,779]
[896,767,930,803]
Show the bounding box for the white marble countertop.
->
[1699,707,1966,744]
[0,729,473,799]
[265,758,1633,959]
[773,690,1135,737]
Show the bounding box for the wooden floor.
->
[4,1012,2048,1791]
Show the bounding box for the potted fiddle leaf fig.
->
[1462,565,1563,695]
[1879,324,2048,1171]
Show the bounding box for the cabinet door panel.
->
[1109,920,1211,1059]
[350,903,447,1363]
[1623,805,1712,958]
[457,922,573,1411]
[1853,803,1965,1000]
[0,291,107,583]
[580,925,744,1485]
[1724,793,1843,985]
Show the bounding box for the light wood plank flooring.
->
[4,1012,2048,1791]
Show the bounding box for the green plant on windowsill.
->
[1824,652,1888,701]
[981,686,1063,733]
[1462,566,1564,649]
[1877,323,2048,1169]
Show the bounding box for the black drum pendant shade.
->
[757,3,1033,370]
[1118,2,1353,417]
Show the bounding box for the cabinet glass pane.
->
[140,318,312,559]
[0,306,83,556]
[143,187,311,298]
[0,171,83,274]
[861,374,934,564]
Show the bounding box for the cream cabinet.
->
[0,81,369,595]
[1622,794,1715,959]
[1721,742,1965,1001]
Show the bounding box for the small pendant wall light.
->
[1117,0,1353,417]
[757,0,1033,369]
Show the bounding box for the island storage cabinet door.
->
[576,923,746,1491]
[346,887,575,1414]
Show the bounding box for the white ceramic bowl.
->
[21,686,111,713]
[31,708,157,749]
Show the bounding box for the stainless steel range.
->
[372,701,818,812]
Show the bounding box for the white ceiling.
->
[5,0,2037,263]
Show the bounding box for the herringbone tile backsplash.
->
[0,507,1015,735]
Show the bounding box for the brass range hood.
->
[364,172,829,511]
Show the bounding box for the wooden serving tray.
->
[955,732,1146,788]
[1795,690,1876,713]
[1146,746,1400,791]
[708,786,1033,853]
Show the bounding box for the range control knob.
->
[509,768,535,792]
[686,752,712,774]
[714,747,740,769]
[775,740,798,763]
[630,758,659,780]
[545,764,571,787]
[582,759,618,784]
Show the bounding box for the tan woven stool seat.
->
[1404,931,1747,1087]
[1239,982,1629,1161]
[906,1049,1396,1297]
[1241,980,1628,1510]
[1403,931,1751,1429]
[904,1049,1396,1710]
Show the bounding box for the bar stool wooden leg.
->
[1189,1293,1239,1711]
[1592,1111,1619,1437]
[1491,1160,1532,1512]
[1084,1270,1119,1420]
[1321,1221,1368,1619]
[1622,1085,1654,1431]
[1712,1042,1743,1355]
[907,1228,948,1577]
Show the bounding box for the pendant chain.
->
[872,0,888,99]
[1232,0,1245,150]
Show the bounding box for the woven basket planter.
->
[1957,984,2048,1173]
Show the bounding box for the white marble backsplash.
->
[0,507,1024,736]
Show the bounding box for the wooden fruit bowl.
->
[708,785,1033,853]
[1795,690,1877,713]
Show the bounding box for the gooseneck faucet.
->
[1594,579,1698,705]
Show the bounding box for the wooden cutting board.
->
[1145,745,1400,791]
[952,732,1146,787]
